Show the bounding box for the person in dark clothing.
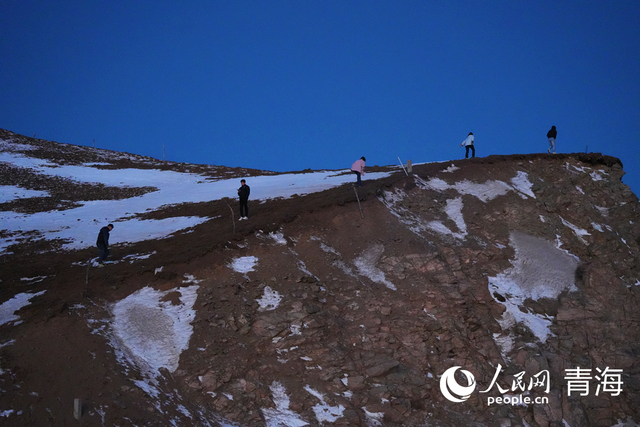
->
[547,126,557,154]
[237,179,250,220]
[96,224,113,266]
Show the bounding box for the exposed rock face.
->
[0,131,639,426]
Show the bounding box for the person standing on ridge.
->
[547,126,557,154]
[460,132,475,158]
[238,179,250,220]
[351,157,366,187]
[96,224,113,267]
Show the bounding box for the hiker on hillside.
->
[547,126,557,154]
[96,224,113,267]
[238,179,250,220]
[460,132,475,158]
[351,157,366,187]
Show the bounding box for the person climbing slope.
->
[460,132,475,158]
[351,157,366,187]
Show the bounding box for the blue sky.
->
[2,1,639,195]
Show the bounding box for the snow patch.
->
[510,171,536,199]
[229,256,258,274]
[257,286,283,311]
[610,417,640,427]
[362,407,385,426]
[0,140,35,152]
[422,172,535,201]
[262,381,308,427]
[354,245,396,290]
[423,177,512,202]
[560,217,591,244]
[380,186,467,240]
[0,291,46,326]
[0,185,49,203]
[380,188,430,237]
[20,276,47,283]
[304,385,345,423]
[295,258,316,278]
[489,232,578,350]
[122,251,156,263]
[112,285,199,375]
[444,197,467,236]
[183,274,203,284]
[269,231,288,245]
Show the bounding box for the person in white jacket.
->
[460,132,475,158]
[351,157,366,186]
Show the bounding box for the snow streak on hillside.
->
[0,140,392,254]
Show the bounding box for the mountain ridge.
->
[1,129,639,426]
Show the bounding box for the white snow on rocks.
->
[0,140,35,152]
[354,244,396,290]
[111,285,199,375]
[0,291,46,326]
[381,187,467,240]
[362,407,385,426]
[450,179,514,202]
[304,385,345,423]
[268,231,288,245]
[229,256,258,274]
[443,197,467,236]
[489,232,578,349]
[0,185,49,203]
[609,417,640,427]
[421,171,535,202]
[569,163,609,182]
[262,381,309,427]
[0,146,392,254]
[560,217,591,244]
[421,177,511,202]
[510,171,535,199]
[318,241,362,282]
[257,286,283,311]
[383,171,536,242]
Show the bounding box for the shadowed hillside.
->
[1,130,639,426]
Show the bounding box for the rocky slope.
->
[1,130,639,426]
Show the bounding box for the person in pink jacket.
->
[351,157,366,186]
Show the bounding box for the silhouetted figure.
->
[547,126,557,154]
[238,179,250,220]
[96,224,113,266]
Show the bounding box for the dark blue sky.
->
[2,1,639,195]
